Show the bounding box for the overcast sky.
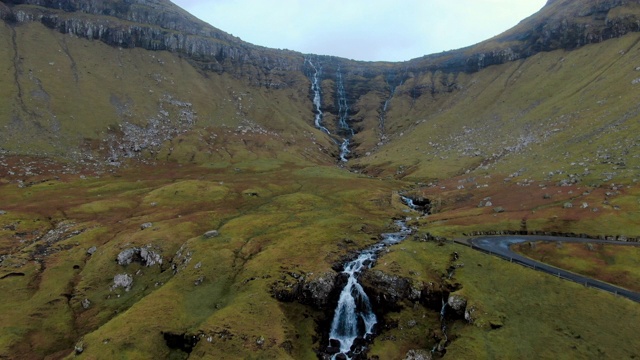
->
[172,0,547,62]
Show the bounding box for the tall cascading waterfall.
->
[306,58,331,134]
[378,76,402,137]
[328,220,411,359]
[336,68,354,162]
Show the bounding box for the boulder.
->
[74,340,84,354]
[447,293,468,317]
[140,246,163,266]
[116,246,163,267]
[116,248,138,266]
[140,222,153,230]
[403,349,433,360]
[112,273,133,291]
[203,230,219,238]
[81,298,91,309]
[87,246,97,255]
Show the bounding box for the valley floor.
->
[1,157,639,359]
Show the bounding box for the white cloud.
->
[172,0,546,61]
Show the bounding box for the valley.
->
[1,0,640,358]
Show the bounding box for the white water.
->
[378,78,402,133]
[306,59,330,135]
[329,220,411,359]
[400,195,419,211]
[336,69,354,162]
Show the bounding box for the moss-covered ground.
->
[1,158,639,359]
[369,239,640,359]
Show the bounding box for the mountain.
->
[1,0,640,359]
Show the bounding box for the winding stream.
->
[328,220,411,359]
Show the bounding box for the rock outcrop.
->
[271,271,339,309]
[2,0,640,84]
[116,245,163,267]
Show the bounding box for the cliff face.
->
[0,0,304,87]
[407,0,640,73]
[3,0,640,78]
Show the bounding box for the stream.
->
[336,68,354,162]
[306,59,330,135]
[328,220,412,359]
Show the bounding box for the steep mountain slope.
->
[2,0,640,179]
[2,0,640,359]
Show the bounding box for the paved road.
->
[456,235,640,303]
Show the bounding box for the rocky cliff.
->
[3,0,640,78]
[0,0,303,87]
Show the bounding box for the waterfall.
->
[336,68,354,162]
[400,195,418,211]
[378,77,402,134]
[328,221,411,359]
[306,59,330,135]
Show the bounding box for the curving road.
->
[456,235,640,303]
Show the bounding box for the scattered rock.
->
[81,298,91,309]
[493,206,505,213]
[171,244,193,274]
[116,246,163,267]
[112,273,133,291]
[563,202,573,209]
[194,261,202,269]
[256,336,265,347]
[403,349,433,360]
[140,222,153,230]
[0,210,6,215]
[140,246,163,266]
[74,340,84,355]
[203,230,219,238]
[87,246,97,255]
[464,305,476,323]
[194,275,204,286]
[447,293,468,317]
[116,248,138,266]
[407,319,417,328]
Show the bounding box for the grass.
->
[0,160,402,359]
[368,239,640,359]
[513,241,640,292]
